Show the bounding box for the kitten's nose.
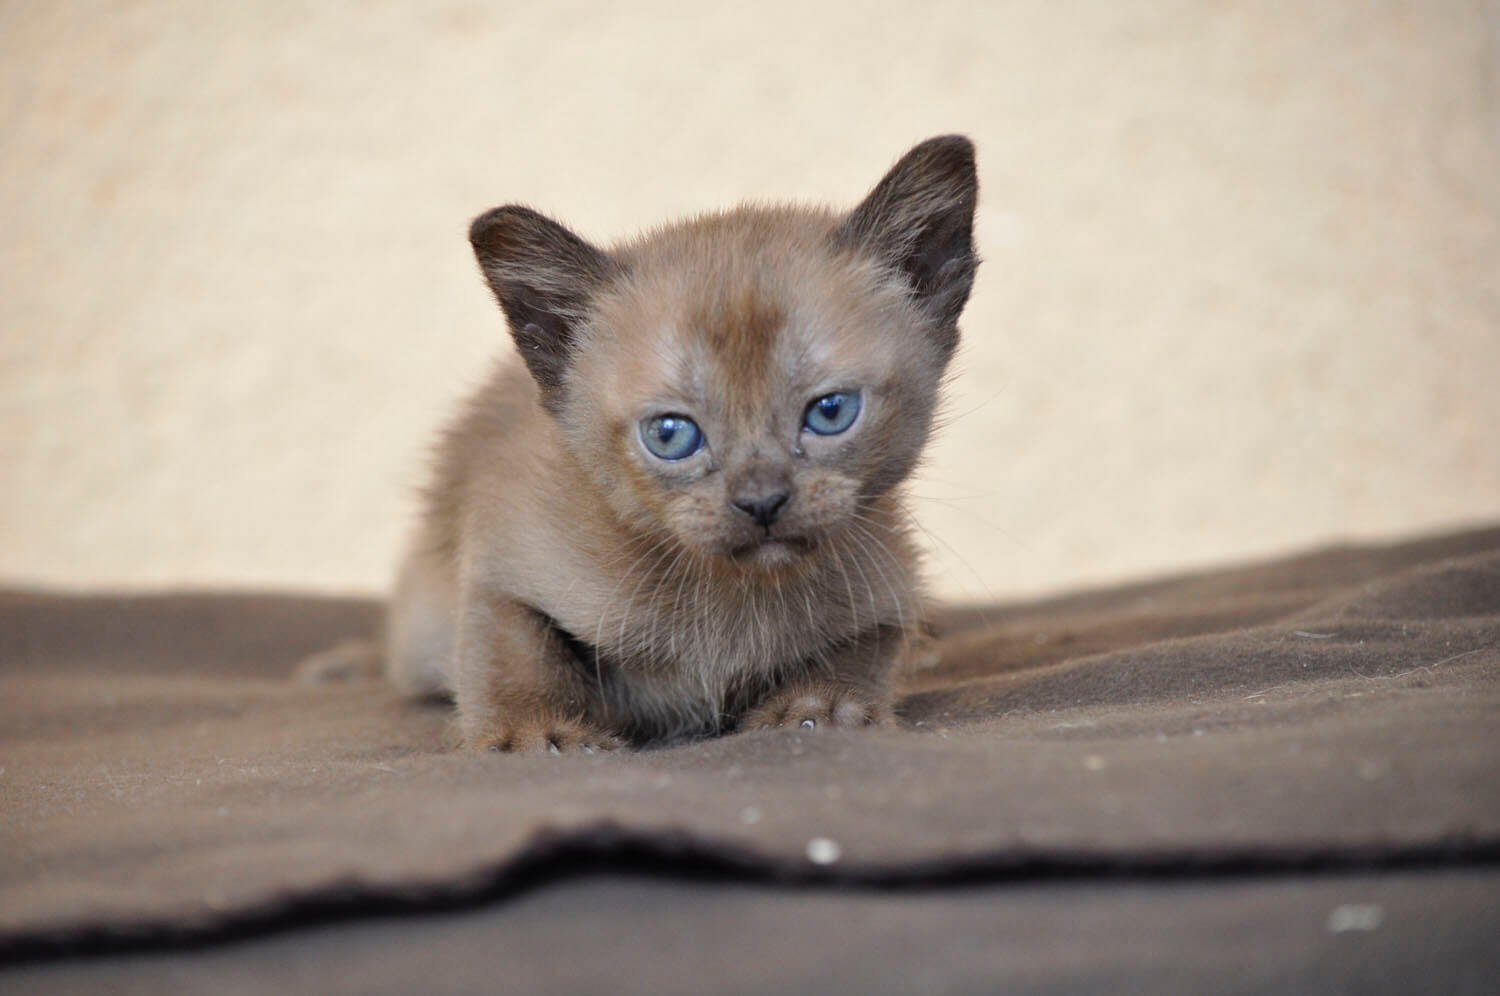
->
[732,491,789,529]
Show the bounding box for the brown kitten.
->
[387,136,979,751]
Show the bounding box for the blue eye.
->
[641,414,704,461]
[803,391,862,436]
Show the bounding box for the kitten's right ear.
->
[469,205,616,406]
[838,135,979,348]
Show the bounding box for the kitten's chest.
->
[557,570,825,676]
[526,535,918,740]
[551,545,911,679]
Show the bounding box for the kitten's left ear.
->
[838,135,979,346]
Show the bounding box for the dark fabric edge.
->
[4,822,1497,968]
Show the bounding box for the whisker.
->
[846,516,909,638]
[827,528,861,634]
[896,505,1000,631]
[617,536,676,658]
[668,545,698,667]
[647,544,690,667]
[594,534,674,697]
[929,385,1007,430]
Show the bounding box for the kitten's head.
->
[471,136,978,569]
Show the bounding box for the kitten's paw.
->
[469,717,625,754]
[742,685,891,732]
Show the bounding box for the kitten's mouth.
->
[728,534,814,567]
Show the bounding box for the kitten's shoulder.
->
[420,359,545,564]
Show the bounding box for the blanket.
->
[3,528,1498,991]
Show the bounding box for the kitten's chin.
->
[725,535,814,570]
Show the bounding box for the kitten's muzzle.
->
[727,532,814,565]
[731,491,789,529]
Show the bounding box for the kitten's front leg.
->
[454,591,623,753]
[741,624,909,732]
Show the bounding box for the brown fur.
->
[386,136,980,751]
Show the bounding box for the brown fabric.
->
[2,528,1498,962]
[7,871,1498,994]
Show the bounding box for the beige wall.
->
[3,1,1498,600]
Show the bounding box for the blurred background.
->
[3,1,1497,602]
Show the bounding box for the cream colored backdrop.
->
[3,1,1498,600]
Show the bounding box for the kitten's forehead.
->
[691,285,783,384]
[592,207,899,410]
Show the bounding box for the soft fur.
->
[387,136,980,751]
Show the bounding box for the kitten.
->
[388,135,979,751]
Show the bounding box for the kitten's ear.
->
[469,205,617,405]
[839,135,979,343]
